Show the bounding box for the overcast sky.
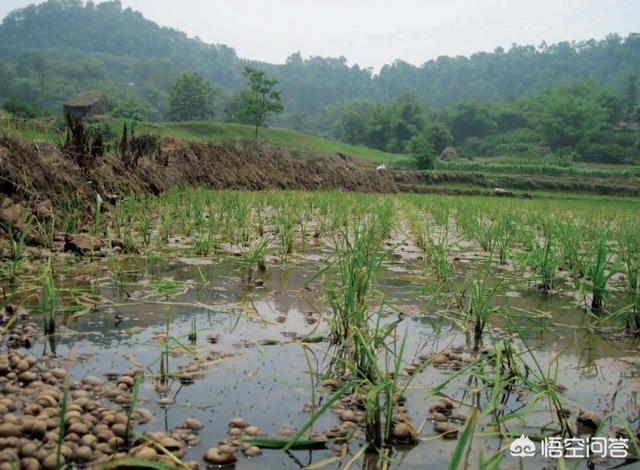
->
[1,0,639,70]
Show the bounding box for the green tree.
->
[625,73,638,121]
[0,63,15,97]
[111,95,157,121]
[385,95,424,152]
[533,92,608,150]
[240,67,284,140]
[166,72,215,121]
[340,110,367,144]
[448,102,498,142]
[408,135,436,169]
[2,96,47,118]
[425,123,453,153]
[224,89,254,124]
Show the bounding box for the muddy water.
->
[3,244,640,470]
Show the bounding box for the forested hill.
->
[1,0,639,116]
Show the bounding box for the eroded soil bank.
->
[0,136,397,212]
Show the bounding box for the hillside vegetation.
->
[1,0,639,116]
[1,0,639,169]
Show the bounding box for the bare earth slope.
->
[0,137,397,210]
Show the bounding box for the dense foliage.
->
[166,72,215,122]
[316,79,640,164]
[0,0,639,164]
[2,1,640,115]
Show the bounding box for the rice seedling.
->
[137,205,154,249]
[583,235,620,313]
[324,214,390,345]
[175,203,194,237]
[618,227,640,333]
[87,278,100,312]
[240,236,270,282]
[425,224,453,282]
[112,197,140,253]
[476,215,496,253]
[124,371,143,449]
[157,207,174,244]
[303,313,418,457]
[403,203,453,282]
[312,205,425,455]
[492,213,516,265]
[187,317,197,344]
[525,228,559,291]
[404,208,427,250]
[449,336,578,470]
[234,195,252,245]
[313,200,332,239]
[91,192,105,236]
[41,257,59,335]
[466,272,500,351]
[298,206,311,248]
[55,372,70,470]
[556,219,588,279]
[430,203,451,227]
[193,211,216,257]
[34,214,56,250]
[275,207,297,261]
[59,196,83,234]
[350,320,413,449]
[0,216,31,283]
[467,316,576,440]
[158,329,170,386]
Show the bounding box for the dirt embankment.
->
[0,136,397,211]
[392,169,640,197]
[2,135,637,225]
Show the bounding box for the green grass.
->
[0,116,63,142]
[436,159,640,178]
[137,121,412,166]
[0,116,410,165]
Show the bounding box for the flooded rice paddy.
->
[0,190,639,469]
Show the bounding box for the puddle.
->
[1,192,640,469]
[1,248,639,469]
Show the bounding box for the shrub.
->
[425,123,453,153]
[408,136,437,170]
[2,97,48,118]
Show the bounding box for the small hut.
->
[440,147,460,161]
[63,92,107,121]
